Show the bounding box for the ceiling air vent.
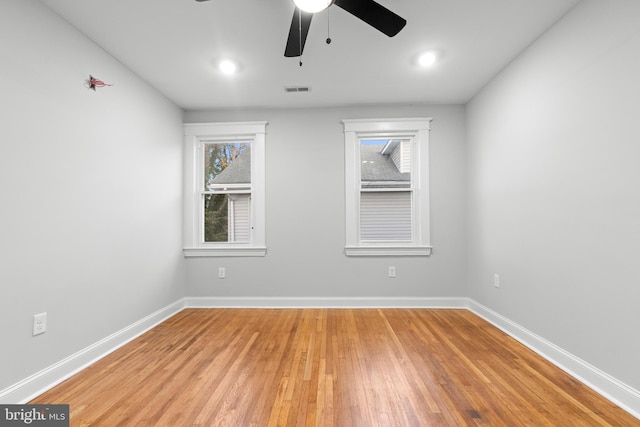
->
[284,86,311,93]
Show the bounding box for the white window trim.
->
[343,118,432,257]
[183,122,267,257]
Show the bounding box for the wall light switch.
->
[388,266,396,278]
[218,267,226,279]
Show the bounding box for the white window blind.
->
[360,191,412,241]
[229,194,250,242]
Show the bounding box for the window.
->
[183,122,267,257]
[343,118,432,256]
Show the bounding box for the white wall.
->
[184,105,467,301]
[467,0,640,392]
[0,1,185,393]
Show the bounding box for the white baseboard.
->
[468,299,640,420]
[0,299,186,404]
[184,296,468,308]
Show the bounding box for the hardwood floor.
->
[31,309,638,426]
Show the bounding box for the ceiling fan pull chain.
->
[326,7,332,44]
[299,9,303,66]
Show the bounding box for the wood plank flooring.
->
[31,309,639,426]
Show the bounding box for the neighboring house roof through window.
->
[360,143,409,187]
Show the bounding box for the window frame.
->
[183,122,267,257]
[343,118,432,257]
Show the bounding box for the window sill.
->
[183,247,267,257]
[344,246,432,257]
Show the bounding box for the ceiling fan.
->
[195,0,406,58]
[285,0,406,57]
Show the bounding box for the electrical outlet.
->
[388,266,396,278]
[493,273,500,288]
[33,313,47,336]
[218,267,226,279]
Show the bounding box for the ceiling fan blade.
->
[285,8,313,57]
[334,0,406,37]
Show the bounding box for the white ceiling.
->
[39,0,580,110]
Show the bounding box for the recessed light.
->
[417,51,438,68]
[218,59,238,75]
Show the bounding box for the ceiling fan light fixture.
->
[293,0,333,13]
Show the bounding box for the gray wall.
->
[184,105,467,299]
[466,0,640,391]
[3,0,638,410]
[0,1,186,391]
